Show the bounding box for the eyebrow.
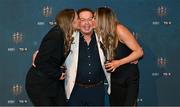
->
[79,17,94,19]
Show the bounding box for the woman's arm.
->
[32,50,39,67]
[105,24,143,72]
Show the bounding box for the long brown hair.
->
[55,9,75,56]
[95,7,119,60]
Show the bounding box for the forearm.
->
[117,48,143,66]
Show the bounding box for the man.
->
[65,8,111,106]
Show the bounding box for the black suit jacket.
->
[35,25,65,80]
[26,25,66,97]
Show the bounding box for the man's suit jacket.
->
[64,31,111,99]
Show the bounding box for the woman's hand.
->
[130,60,139,64]
[59,73,65,80]
[105,60,121,72]
[105,59,139,72]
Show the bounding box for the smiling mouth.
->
[84,26,90,30]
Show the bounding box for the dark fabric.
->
[25,25,67,106]
[68,32,106,106]
[34,25,65,80]
[76,32,105,83]
[68,84,105,106]
[26,67,67,106]
[110,42,139,106]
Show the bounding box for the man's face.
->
[79,11,94,35]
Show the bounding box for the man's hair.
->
[77,8,94,17]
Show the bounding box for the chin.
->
[83,30,93,34]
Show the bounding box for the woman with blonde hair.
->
[95,7,144,106]
[25,8,78,106]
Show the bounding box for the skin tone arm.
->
[31,50,65,80]
[105,24,144,72]
[32,50,39,67]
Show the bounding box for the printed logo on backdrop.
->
[12,84,22,96]
[157,5,167,17]
[37,21,56,26]
[43,6,57,26]
[12,32,23,44]
[8,32,28,52]
[157,56,168,68]
[43,6,52,17]
[152,5,171,26]
[152,56,171,77]
[157,57,171,77]
[7,83,22,104]
[49,21,56,26]
[8,83,28,105]
[37,6,56,26]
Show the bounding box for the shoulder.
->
[116,24,134,42]
[116,24,129,33]
[50,25,63,33]
[116,24,132,36]
[49,25,64,36]
[45,25,64,40]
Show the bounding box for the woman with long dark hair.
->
[25,9,78,106]
[95,7,143,106]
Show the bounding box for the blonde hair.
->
[95,7,119,60]
[56,9,75,56]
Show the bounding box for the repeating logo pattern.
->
[12,84,22,96]
[43,6,52,17]
[12,32,23,44]
[157,5,167,17]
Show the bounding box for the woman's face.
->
[72,12,79,30]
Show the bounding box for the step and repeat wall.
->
[0,0,179,106]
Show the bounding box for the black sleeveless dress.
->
[110,42,139,106]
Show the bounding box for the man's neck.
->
[81,31,93,45]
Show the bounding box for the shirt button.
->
[88,80,91,82]
[88,55,91,58]
[88,64,91,66]
[87,47,90,50]
[89,72,91,74]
